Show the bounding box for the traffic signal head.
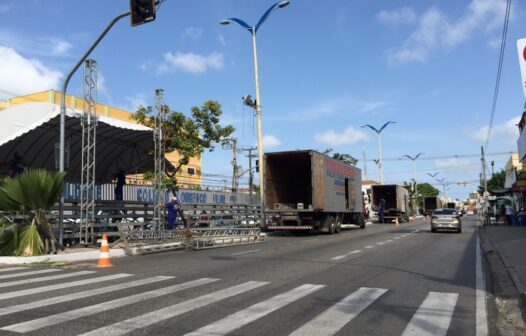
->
[130,0,156,27]
[255,159,259,173]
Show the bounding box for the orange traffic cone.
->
[395,217,400,226]
[97,234,112,268]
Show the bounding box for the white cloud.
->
[434,157,471,169]
[268,97,389,123]
[376,7,417,26]
[125,93,148,112]
[183,27,203,39]
[217,33,226,46]
[49,38,72,56]
[0,3,13,13]
[262,135,281,148]
[314,126,369,146]
[157,51,224,75]
[383,0,508,65]
[0,46,62,97]
[0,30,72,57]
[470,116,520,145]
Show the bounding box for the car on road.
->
[430,208,462,233]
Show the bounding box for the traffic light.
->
[130,0,156,27]
[255,159,259,173]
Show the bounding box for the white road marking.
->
[386,239,394,243]
[0,268,60,280]
[2,278,219,333]
[331,250,362,261]
[305,238,319,242]
[0,267,27,273]
[376,242,386,245]
[0,275,172,317]
[0,270,95,289]
[231,249,262,256]
[476,236,488,336]
[184,284,325,336]
[0,273,131,301]
[401,292,458,336]
[79,281,269,336]
[394,237,401,239]
[365,245,375,249]
[289,287,388,336]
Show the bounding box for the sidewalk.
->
[480,225,526,304]
[0,246,132,265]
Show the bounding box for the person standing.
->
[166,196,179,230]
[114,169,126,201]
[378,202,385,223]
[8,152,25,177]
[505,204,514,226]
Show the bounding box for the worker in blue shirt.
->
[166,196,179,230]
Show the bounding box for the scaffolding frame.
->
[79,59,98,245]
[153,88,166,230]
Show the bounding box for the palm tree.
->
[0,169,66,255]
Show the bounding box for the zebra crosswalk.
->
[0,266,465,335]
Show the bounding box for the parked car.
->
[430,208,462,233]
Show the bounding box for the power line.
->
[484,0,512,151]
[362,151,514,162]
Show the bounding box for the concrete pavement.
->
[479,223,526,306]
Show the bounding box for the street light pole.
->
[402,153,424,215]
[361,121,396,184]
[220,1,290,224]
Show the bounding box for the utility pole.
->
[242,147,257,195]
[223,138,241,192]
[481,146,488,193]
[362,148,368,177]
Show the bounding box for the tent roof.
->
[0,102,157,181]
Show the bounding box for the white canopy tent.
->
[0,102,157,181]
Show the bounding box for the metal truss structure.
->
[153,88,166,230]
[79,59,98,245]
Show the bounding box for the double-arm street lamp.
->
[220,1,290,220]
[402,153,424,215]
[361,121,396,184]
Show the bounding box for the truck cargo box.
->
[370,184,410,222]
[264,150,364,232]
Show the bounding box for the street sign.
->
[518,38,526,97]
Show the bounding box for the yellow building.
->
[0,89,202,188]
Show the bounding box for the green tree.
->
[417,183,440,198]
[0,169,66,256]
[478,169,505,194]
[403,182,439,209]
[132,100,235,191]
[322,149,358,166]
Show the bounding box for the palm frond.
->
[0,222,17,256]
[16,221,44,256]
[0,169,66,212]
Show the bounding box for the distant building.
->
[0,89,202,189]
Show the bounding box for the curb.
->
[488,236,526,294]
[0,248,136,265]
[479,225,526,311]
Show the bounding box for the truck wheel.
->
[327,216,336,234]
[335,216,342,233]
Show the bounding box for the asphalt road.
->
[0,216,492,336]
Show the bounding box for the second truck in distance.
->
[371,184,410,223]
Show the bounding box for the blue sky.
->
[1,0,525,200]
